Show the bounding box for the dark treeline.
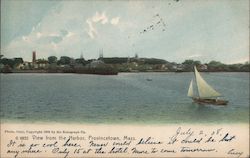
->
[181,60,249,72]
[0,54,249,72]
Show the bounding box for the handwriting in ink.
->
[180,147,216,153]
[63,138,81,147]
[137,137,163,145]
[227,149,243,158]
[219,133,236,142]
[109,146,128,154]
[52,147,70,158]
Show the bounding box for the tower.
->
[127,56,130,63]
[135,53,138,59]
[99,48,103,59]
[80,52,83,59]
[32,51,36,63]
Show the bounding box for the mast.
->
[194,66,221,98]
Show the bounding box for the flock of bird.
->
[126,0,180,53]
[139,13,167,35]
[139,0,180,35]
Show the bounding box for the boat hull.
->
[75,67,118,75]
[192,97,228,106]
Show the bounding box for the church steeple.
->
[99,48,103,59]
[80,52,83,59]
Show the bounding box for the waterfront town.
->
[0,51,249,74]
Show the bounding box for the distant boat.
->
[187,66,228,106]
[146,78,152,81]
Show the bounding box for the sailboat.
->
[187,66,228,106]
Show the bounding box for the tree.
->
[48,56,57,64]
[193,60,201,66]
[75,58,87,65]
[208,61,223,67]
[182,60,201,71]
[182,60,194,65]
[228,64,243,72]
[0,58,15,68]
[240,62,250,72]
[14,58,24,65]
[208,61,224,71]
[58,56,71,65]
[144,58,167,65]
[101,57,128,64]
[182,60,201,66]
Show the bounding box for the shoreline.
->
[1,71,250,74]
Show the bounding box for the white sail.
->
[187,79,194,97]
[194,66,221,98]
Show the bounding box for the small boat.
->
[187,66,228,106]
[146,78,152,81]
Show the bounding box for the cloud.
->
[111,17,120,25]
[187,54,202,58]
[2,2,142,60]
[92,11,108,24]
[60,30,68,36]
[51,42,58,50]
[66,31,75,38]
[228,56,249,64]
[86,11,109,39]
[36,32,42,38]
[2,1,248,64]
[86,19,98,39]
[22,36,30,42]
[86,11,121,39]
[38,35,63,44]
[58,30,75,38]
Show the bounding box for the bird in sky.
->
[139,13,167,35]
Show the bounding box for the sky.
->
[1,0,249,64]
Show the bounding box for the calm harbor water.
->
[0,72,249,124]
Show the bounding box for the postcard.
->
[0,0,249,157]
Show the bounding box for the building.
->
[89,60,105,68]
[22,62,32,69]
[36,59,49,69]
[0,63,4,70]
[32,51,36,63]
[15,63,25,69]
[172,64,184,71]
[154,64,168,70]
[199,64,208,71]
